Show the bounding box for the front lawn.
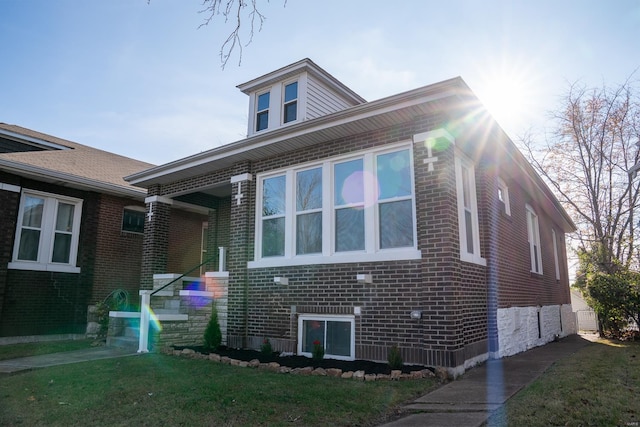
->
[487,338,640,426]
[0,351,438,426]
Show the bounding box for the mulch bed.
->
[172,345,431,375]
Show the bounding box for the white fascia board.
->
[0,129,71,150]
[126,81,465,186]
[0,159,147,199]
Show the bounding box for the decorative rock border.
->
[163,347,436,381]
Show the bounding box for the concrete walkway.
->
[379,334,592,427]
[0,346,139,375]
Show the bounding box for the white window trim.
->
[282,79,299,125]
[552,229,560,280]
[497,177,511,216]
[250,142,421,268]
[297,314,355,361]
[526,204,543,274]
[454,154,486,266]
[254,90,271,133]
[9,189,82,274]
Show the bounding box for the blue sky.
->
[1,1,639,165]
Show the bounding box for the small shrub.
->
[387,344,404,370]
[261,338,273,355]
[312,339,324,361]
[204,305,222,351]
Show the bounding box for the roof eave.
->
[0,159,147,200]
[127,77,469,186]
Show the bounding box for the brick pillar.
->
[226,164,253,348]
[140,196,172,290]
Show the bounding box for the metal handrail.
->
[150,254,218,297]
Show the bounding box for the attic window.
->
[283,82,298,123]
[256,91,270,132]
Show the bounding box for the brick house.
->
[126,59,576,374]
[0,123,208,339]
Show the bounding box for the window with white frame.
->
[455,154,485,265]
[10,190,83,272]
[283,81,298,124]
[552,228,560,280]
[298,315,355,360]
[497,177,511,216]
[526,204,543,274]
[252,144,418,267]
[255,91,270,132]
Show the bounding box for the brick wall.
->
[167,209,208,274]
[146,112,572,369]
[93,194,145,305]
[0,176,97,336]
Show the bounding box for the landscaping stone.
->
[435,366,450,382]
[230,358,241,366]
[209,353,221,362]
[267,362,281,372]
[390,370,402,380]
[248,359,260,368]
[364,374,377,382]
[353,370,365,380]
[291,367,314,375]
[279,366,292,374]
[341,371,354,379]
[181,348,195,355]
[376,374,390,381]
[326,368,342,377]
[220,356,231,364]
[311,367,327,376]
[238,361,249,368]
[422,369,435,378]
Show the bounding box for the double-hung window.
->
[10,190,82,273]
[455,154,485,265]
[253,144,419,267]
[526,204,543,274]
[283,81,298,124]
[255,91,270,132]
[497,177,511,216]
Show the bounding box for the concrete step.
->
[124,326,139,338]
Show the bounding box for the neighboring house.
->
[570,289,598,332]
[126,59,577,375]
[0,124,208,339]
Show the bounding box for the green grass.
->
[0,352,437,426]
[487,339,640,427]
[0,339,95,361]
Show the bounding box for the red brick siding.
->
[93,194,145,305]
[167,209,208,274]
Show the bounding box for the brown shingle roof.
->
[0,123,154,197]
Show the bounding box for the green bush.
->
[312,340,324,361]
[387,345,404,370]
[204,304,222,351]
[261,338,273,355]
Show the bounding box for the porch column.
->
[227,166,253,348]
[140,195,172,290]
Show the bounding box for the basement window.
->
[298,315,355,361]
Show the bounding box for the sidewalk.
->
[379,334,592,427]
[0,346,139,375]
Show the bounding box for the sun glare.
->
[474,60,540,136]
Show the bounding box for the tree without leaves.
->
[520,77,640,275]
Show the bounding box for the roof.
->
[0,123,154,199]
[125,67,576,233]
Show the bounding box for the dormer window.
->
[256,91,270,132]
[283,82,298,123]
